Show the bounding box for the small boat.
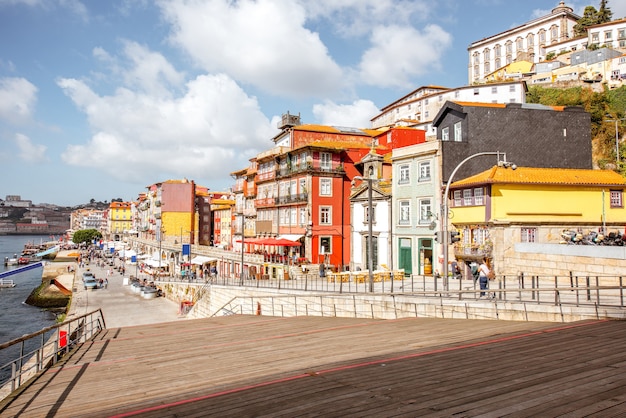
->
[17,257,30,265]
[4,256,18,266]
[0,279,16,288]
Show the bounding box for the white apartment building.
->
[587,17,626,49]
[370,81,527,137]
[467,1,580,83]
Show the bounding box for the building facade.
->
[468,1,580,83]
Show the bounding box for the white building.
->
[371,81,527,137]
[587,17,626,49]
[467,1,580,83]
[390,140,441,276]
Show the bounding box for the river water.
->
[0,235,58,375]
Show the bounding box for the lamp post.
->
[441,152,516,290]
[240,211,245,285]
[604,117,625,164]
[353,175,382,293]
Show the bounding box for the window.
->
[509,84,516,92]
[399,164,410,184]
[605,30,612,40]
[484,62,490,74]
[491,86,497,94]
[453,190,462,207]
[398,201,410,225]
[441,127,449,141]
[483,48,490,60]
[299,178,306,194]
[474,188,484,205]
[419,199,432,224]
[550,25,558,41]
[473,88,479,95]
[619,29,626,39]
[364,204,376,224]
[521,227,537,243]
[494,44,501,57]
[319,236,332,254]
[539,30,546,43]
[454,122,462,142]
[527,33,534,46]
[320,152,332,170]
[424,98,429,105]
[505,41,512,54]
[320,178,332,196]
[463,189,473,206]
[418,161,431,182]
[320,207,331,225]
[299,208,307,226]
[516,37,523,50]
[610,190,623,208]
[495,58,501,69]
[591,32,599,42]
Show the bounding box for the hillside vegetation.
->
[526,85,626,174]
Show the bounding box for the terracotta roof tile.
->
[451,166,626,188]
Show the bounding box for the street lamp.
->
[353,175,386,292]
[240,211,245,285]
[604,117,625,163]
[441,152,516,290]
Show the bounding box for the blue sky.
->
[1,0,624,206]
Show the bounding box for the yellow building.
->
[109,201,133,239]
[448,166,626,264]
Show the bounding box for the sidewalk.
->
[67,257,184,328]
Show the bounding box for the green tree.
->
[573,1,613,37]
[72,229,102,245]
[597,0,613,24]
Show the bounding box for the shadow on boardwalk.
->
[1,315,625,417]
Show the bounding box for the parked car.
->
[82,271,95,281]
[84,277,99,290]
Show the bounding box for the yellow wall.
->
[452,184,626,225]
[162,211,195,242]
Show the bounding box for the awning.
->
[278,234,303,241]
[119,249,137,258]
[191,256,218,265]
[143,259,166,268]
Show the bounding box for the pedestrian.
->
[451,259,462,280]
[319,263,326,278]
[210,265,217,278]
[478,258,491,298]
[104,278,108,289]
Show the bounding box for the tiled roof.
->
[451,166,626,188]
[451,101,566,112]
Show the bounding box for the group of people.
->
[450,258,494,299]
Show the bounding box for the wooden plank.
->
[1,317,624,417]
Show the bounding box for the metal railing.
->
[0,309,105,397]
[197,271,626,309]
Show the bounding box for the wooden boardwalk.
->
[1,316,625,417]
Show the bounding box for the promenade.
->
[1,255,625,416]
[66,257,183,328]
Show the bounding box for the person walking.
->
[104,278,108,289]
[478,258,491,298]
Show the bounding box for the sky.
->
[2,0,625,207]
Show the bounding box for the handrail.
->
[0,309,105,398]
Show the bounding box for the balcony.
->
[278,193,308,205]
[254,197,276,208]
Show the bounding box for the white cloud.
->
[358,24,453,88]
[93,41,185,98]
[0,77,38,124]
[158,0,344,98]
[14,133,48,163]
[312,99,379,127]
[57,73,276,188]
[303,0,431,37]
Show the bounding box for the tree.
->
[597,0,613,24]
[573,1,613,37]
[72,229,102,245]
[574,6,599,37]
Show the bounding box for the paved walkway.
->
[67,257,183,328]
